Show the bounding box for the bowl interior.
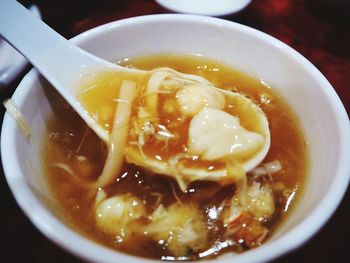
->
[2,15,349,263]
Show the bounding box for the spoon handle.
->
[0,0,114,88]
[0,0,113,141]
[0,0,66,67]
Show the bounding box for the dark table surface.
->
[1,0,349,262]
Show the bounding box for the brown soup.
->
[43,54,308,260]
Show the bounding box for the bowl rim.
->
[2,13,350,263]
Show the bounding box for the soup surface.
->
[44,54,308,260]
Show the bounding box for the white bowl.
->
[155,0,251,16]
[1,14,350,263]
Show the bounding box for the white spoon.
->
[0,1,219,143]
[0,0,143,142]
[0,0,271,184]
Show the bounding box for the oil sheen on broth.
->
[44,54,308,260]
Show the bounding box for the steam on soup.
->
[44,54,308,260]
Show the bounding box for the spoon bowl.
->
[0,0,270,172]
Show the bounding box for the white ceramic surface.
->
[0,5,41,88]
[155,0,251,16]
[1,14,350,263]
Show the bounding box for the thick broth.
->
[44,54,308,260]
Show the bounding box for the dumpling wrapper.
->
[176,83,225,116]
[125,74,270,191]
[188,108,264,161]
